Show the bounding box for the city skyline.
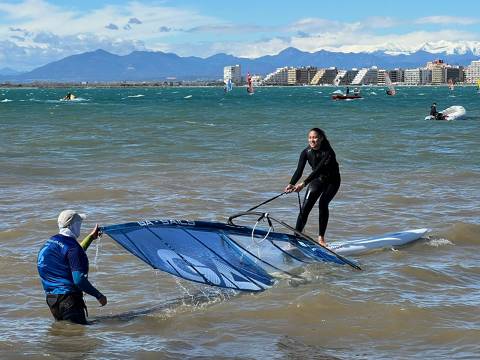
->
[1,0,480,70]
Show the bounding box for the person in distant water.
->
[37,210,107,325]
[63,93,74,100]
[430,102,444,120]
[346,87,350,95]
[284,128,341,247]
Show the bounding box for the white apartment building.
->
[389,69,404,83]
[465,60,480,83]
[404,69,420,85]
[420,68,432,84]
[351,67,378,85]
[287,68,297,85]
[250,75,263,86]
[223,65,242,85]
[404,68,431,85]
[377,69,387,85]
[262,67,290,85]
[431,66,446,84]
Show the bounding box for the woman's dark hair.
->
[308,127,332,149]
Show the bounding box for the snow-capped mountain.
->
[418,40,480,55]
[1,44,479,82]
[372,41,480,56]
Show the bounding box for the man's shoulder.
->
[48,234,82,252]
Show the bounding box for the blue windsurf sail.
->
[101,217,359,292]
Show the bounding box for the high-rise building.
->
[262,67,290,85]
[310,67,338,85]
[377,70,387,85]
[404,69,420,85]
[427,59,447,84]
[223,65,242,85]
[446,67,464,83]
[338,69,359,85]
[351,67,378,85]
[287,68,297,85]
[295,66,318,85]
[404,68,431,85]
[388,69,404,83]
[465,60,480,83]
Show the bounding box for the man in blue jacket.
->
[37,210,107,324]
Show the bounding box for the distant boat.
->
[224,78,233,93]
[246,72,254,94]
[331,93,362,100]
[385,72,396,96]
[425,105,466,121]
[331,88,361,100]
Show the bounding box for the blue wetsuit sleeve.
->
[67,246,103,299]
[290,149,307,185]
[72,271,103,299]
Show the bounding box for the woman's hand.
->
[284,184,295,193]
[293,182,305,192]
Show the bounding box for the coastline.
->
[1,82,477,89]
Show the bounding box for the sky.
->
[1,0,480,70]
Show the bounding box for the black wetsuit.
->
[430,105,438,117]
[289,144,341,237]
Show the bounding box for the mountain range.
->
[1,46,479,83]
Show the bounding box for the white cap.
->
[57,210,86,229]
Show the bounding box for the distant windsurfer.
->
[284,128,341,247]
[37,210,107,324]
[63,93,75,100]
[246,72,254,94]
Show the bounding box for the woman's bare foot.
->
[318,236,327,247]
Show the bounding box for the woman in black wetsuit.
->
[284,128,341,247]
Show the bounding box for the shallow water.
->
[1,86,479,359]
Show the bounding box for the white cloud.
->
[0,1,480,70]
[0,0,221,68]
[416,16,479,25]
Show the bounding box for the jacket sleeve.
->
[289,149,308,185]
[80,234,95,251]
[72,271,103,299]
[67,246,103,299]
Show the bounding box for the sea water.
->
[1,86,479,359]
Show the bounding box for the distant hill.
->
[1,47,478,83]
[0,67,22,76]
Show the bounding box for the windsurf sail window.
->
[101,217,359,292]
